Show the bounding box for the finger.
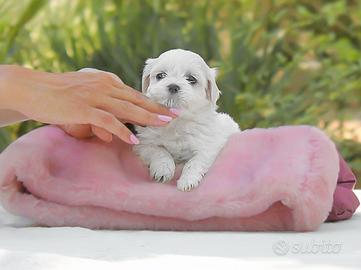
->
[79,68,178,117]
[59,124,93,139]
[100,98,173,127]
[110,85,178,117]
[89,109,139,145]
[91,125,113,143]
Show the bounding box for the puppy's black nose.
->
[167,84,180,94]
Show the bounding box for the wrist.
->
[0,65,54,115]
[0,65,25,111]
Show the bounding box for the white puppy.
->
[134,49,239,191]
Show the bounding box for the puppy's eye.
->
[186,75,197,85]
[156,72,167,80]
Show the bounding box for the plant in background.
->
[0,0,360,184]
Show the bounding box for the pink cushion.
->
[0,125,351,231]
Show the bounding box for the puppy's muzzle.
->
[167,84,180,94]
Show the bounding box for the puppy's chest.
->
[163,138,193,162]
[137,120,203,161]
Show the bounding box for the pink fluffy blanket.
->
[0,125,358,231]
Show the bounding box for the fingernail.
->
[158,115,173,122]
[170,108,182,116]
[130,134,139,145]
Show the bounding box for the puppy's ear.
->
[142,58,156,93]
[206,68,221,107]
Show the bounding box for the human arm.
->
[0,65,177,143]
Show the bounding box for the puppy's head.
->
[142,49,220,110]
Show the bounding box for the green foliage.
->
[0,0,360,185]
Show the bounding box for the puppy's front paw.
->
[149,157,175,183]
[177,176,202,192]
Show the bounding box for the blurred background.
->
[0,0,360,186]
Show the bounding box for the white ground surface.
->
[0,191,360,270]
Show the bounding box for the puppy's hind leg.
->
[134,145,175,183]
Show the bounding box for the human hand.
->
[2,66,178,144]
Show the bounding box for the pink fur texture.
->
[0,125,339,231]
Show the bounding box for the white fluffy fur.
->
[134,49,239,191]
